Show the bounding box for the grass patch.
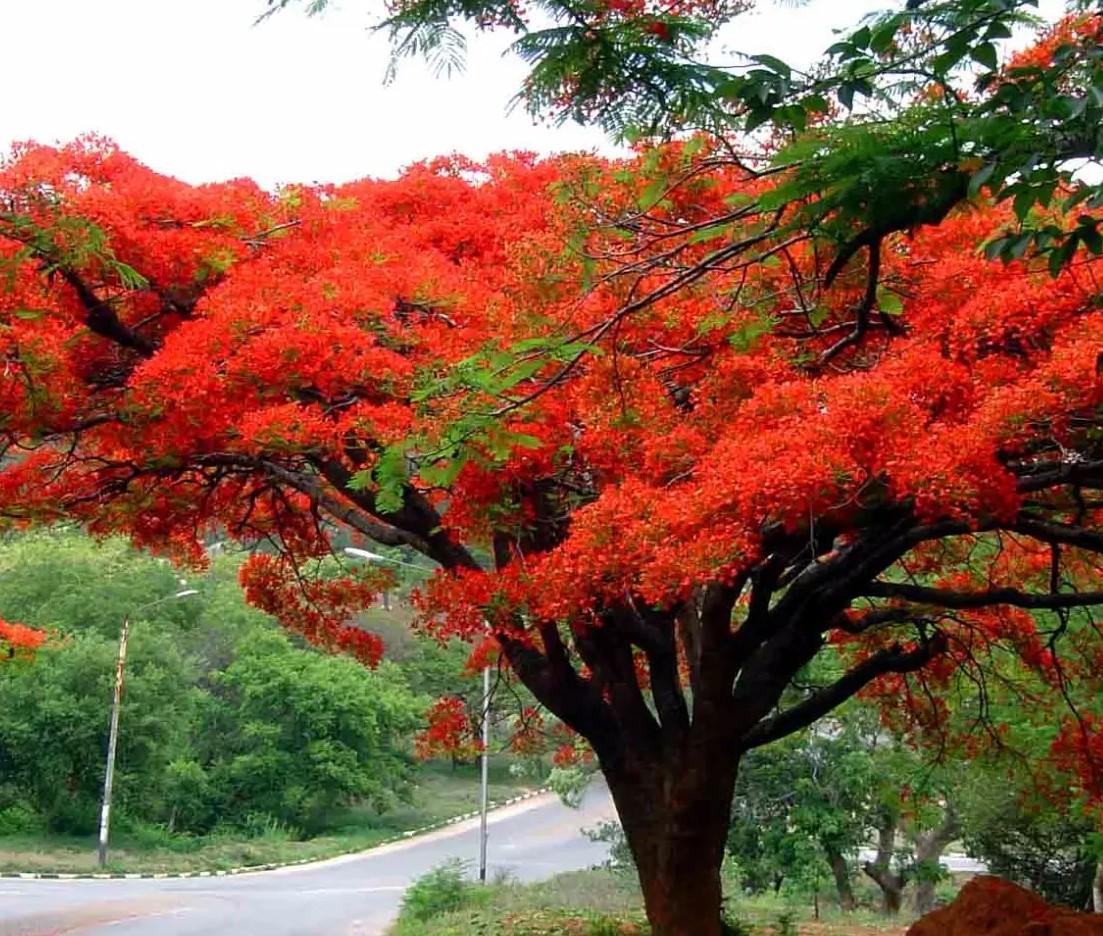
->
[387,867,916,936]
[0,759,536,874]
[389,867,647,936]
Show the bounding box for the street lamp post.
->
[97,587,197,869]
[479,660,490,883]
[344,546,493,882]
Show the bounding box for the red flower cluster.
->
[239,554,389,666]
[415,697,480,760]
[0,619,46,656]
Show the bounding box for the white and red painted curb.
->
[0,789,551,881]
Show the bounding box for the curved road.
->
[0,786,617,936]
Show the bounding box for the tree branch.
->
[58,269,156,357]
[864,581,1103,610]
[740,636,942,750]
[1014,516,1103,554]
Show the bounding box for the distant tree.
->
[0,532,423,835]
[727,701,961,916]
[0,629,197,834]
[202,631,421,831]
[958,772,1100,909]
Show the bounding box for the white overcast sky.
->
[0,0,1065,188]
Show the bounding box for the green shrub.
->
[399,859,471,922]
[585,915,628,936]
[238,811,299,842]
[773,910,796,936]
[120,820,199,853]
[721,915,756,936]
[584,820,634,871]
[0,803,43,836]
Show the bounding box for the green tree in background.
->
[726,701,961,916]
[0,629,197,835]
[0,531,423,837]
[957,766,1101,908]
[203,632,419,832]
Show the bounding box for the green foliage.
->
[0,212,148,292]
[773,911,796,936]
[0,628,197,834]
[388,867,646,935]
[727,707,875,897]
[399,859,473,923]
[720,917,754,936]
[957,770,1100,908]
[203,632,420,831]
[0,530,421,838]
[0,531,199,639]
[0,803,44,836]
[548,764,595,809]
[584,819,635,871]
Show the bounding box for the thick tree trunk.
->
[605,755,739,936]
[825,846,856,911]
[1093,861,1103,913]
[863,819,907,916]
[912,879,937,918]
[910,805,959,916]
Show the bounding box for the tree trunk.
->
[1093,861,1103,913]
[863,818,906,916]
[605,755,739,936]
[862,863,905,915]
[912,877,938,918]
[825,846,856,911]
[910,805,959,917]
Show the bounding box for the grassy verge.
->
[0,760,537,875]
[388,867,918,936]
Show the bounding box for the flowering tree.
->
[6,3,1103,920]
[0,619,44,659]
[2,125,1103,932]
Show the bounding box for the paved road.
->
[856,849,988,874]
[0,786,617,936]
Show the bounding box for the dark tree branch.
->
[692,581,742,715]
[864,580,1103,610]
[57,269,156,357]
[498,626,620,756]
[1015,459,1103,493]
[311,456,480,571]
[630,605,690,748]
[836,607,928,634]
[575,613,662,762]
[1015,516,1103,554]
[740,635,943,750]
[820,238,882,365]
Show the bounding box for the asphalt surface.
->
[856,849,987,874]
[0,785,617,936]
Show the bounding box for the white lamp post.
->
[343,546,493,882]
[97,587,197,869]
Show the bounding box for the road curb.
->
[0,788,551,881]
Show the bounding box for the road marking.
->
[296,886,406,895]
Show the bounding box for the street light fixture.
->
[97,586,198,869]
[343,546,493,883]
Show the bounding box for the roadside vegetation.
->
[0,530,541,873]
[0,760,534,874]
[388,865,924,936]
